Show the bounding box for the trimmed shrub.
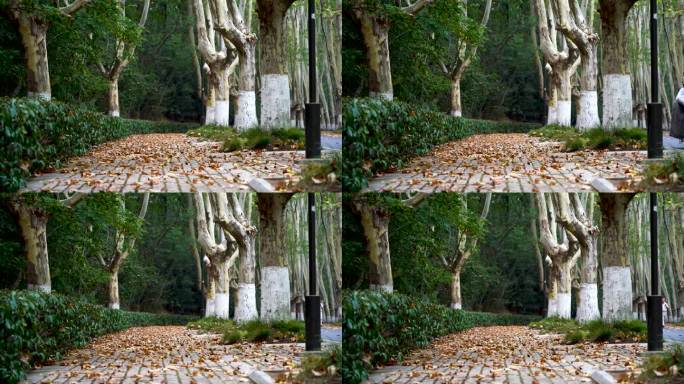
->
[342,98,540,191]
[0,98,198,192]
[0,290,196,383]
[341,290,540,383]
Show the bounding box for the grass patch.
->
[529,317,646,344]
[644,153,684,187]
[293,345,341,383]
[187,317,304,344]
[529,125,647,152]
[641,344,684,381]
[187,125,305,151]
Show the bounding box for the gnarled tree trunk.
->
[352,202,393,292]
[15,15,51,100]
[11,201,50,293]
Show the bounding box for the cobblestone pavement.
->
[23,326,302,384]
[365,326,644,384]
[22,134,307,193]
[367,134,646,193]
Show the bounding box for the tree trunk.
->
[235,44,259,130]
[547,83,559,125]
[258,193,293,322]
[108,78,121,117]
[600,193,636,321]
[16,15,51,100]
[599,0,636,128]
[108,271,120,309]
[12,203,51,293]
[215,254,230,319]
[556,260,572,319]
[355,205,393,292]
[205,83,216,125]
[450,269,462,309]
[547,270,559,317]
[557,69,573,126]
[213,67,231,127]
[450,77,463,117]
[205,265,216,317]
[257,0,294,128]
[356,13,393,100]
[576,238,601,322]
[577,45,601,129]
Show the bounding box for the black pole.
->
[304,0,321,352]
[647,0,663,159]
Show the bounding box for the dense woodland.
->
[343,193,684,322]
[0,0,341,128]
[0,193,342,321]
[342,0,684,128]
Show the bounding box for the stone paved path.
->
[22,134,310,193]
[23,326,303,384]
[367,133,646,193]
[365,326,644,384]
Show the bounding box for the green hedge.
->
[0,290,197,383]
[342,290,540,383]
[342,98,540,191]
[0,98,198,192]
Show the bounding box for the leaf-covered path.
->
[368,133,646,193]
[22,134,308,193]
[365,326,643,384]
[23,326,303,384]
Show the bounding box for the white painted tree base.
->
[260,267,291,322]
[602,74,633,129]
[370,92,393,101]
[557,293,571,319]
[214,101,230,127]
[576,91,601,130]
[547,106,558,125]
[109,302,120,310]
[109,110,120,117]
[235,283,258,323]
[205,298,216,317]
[576,283,601,323]
[235,91,258,131]
[602,266,633,322]
[557,101,572,127]
[370,284,393,293]
[215,292,230,319]
[28,92,51,101]
[450,110,462,117]
[28,284,51,293]
[260,74,290,130]
[547,297,558,317]
[205,106,216,125]
[450,302,462,310]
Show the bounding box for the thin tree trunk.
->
[11,202,50,293]
[16,15,51,100]
[450,269,463,309]
[354,203,392,292]
[108,78,120,117]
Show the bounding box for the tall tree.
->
[598,0,636,129]
[555,0,601,129]
[535,193,580,318]
[98,0,151,117]
[256,0,295,128]
[439,193,491,309]
[257,193,294,321]
[346,0,433,100]
[4,0,91,100]
[534,0,580,126]
[439,0,492,117]
[556,193,600,322]
[213,0,259,130]
[600,193,636,321]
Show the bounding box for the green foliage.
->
[297,345,341,383]
[0,98,197,191]
[529,317,646,344]
[529,125,647,152]
[187,125,305,151]
[187,318,305,344]
[341,290,540,383]
[644,153,684,187]
[342,98,539,191]
[0,290,196,384]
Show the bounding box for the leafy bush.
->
[0,98,197,192]
[187,317,304,344]
[529,317,646,344]
[342,98,539,191]
[187,125,305,151]
[295,345,341,383]
[341,290,540,383]
[644,153,684,187]
[529,125,647,152]
[0,290,196,384]
[641,344,684,381]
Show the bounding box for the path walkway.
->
[22,134,314,193]
[367,133,646,193]
[365,326,644,384]
[23,326,303,384]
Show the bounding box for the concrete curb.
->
[248,370,275,384]
[591,370,617,384]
